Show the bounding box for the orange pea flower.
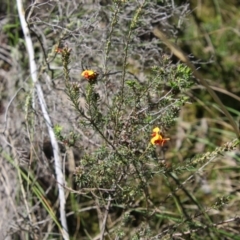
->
[151,127,170,146]
[81,70,98,81]
[55,46,72,54]
[55,47,63,53]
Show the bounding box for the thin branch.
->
[16,0,69,239]
[100,196,112,240]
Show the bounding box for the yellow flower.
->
[151,127,170,146]
[81,70,98,81]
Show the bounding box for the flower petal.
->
[150,127,170,146]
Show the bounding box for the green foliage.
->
[3,22,20,46]
[57,32,239,238]
[2,0,240,239]
[54,124,78,147]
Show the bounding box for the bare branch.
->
[100,196,112,240]
[16,0,69,239]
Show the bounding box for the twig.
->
[100,196,112,240]
[16,0,69,239]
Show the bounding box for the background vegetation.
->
[0,0,240,239]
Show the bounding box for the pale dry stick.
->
[66,206,98,217]
[153,28,240,137]
[100,196,112,240]
[92,196,112,240]
[93,175,124,240]
[26,0,37,22]
[16,0,69,239]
